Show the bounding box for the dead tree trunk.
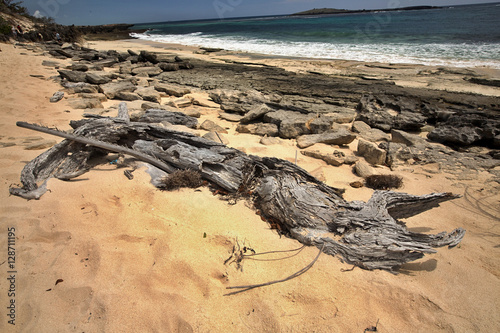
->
[11,112,465,271]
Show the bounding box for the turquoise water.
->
[132,3,500,68]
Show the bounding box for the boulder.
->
[357,139,387,166]
[131,66,163,77]
[181,107,202,118]
[296,128,356,149]
[119,62,132,75]
[200,120,227,133]
[71,63,89,72]
[141,102,163,110]
[279,115,316,139]
[171,97,192,108]
[188,93,220,108]
[354,160,377,178]
[362,129,391,142]
[135,87,161,103]
[138,51,159,64]
[50,91,64,103]
[58,69,87,83]
[352,121,372,134]
[158,62,180,71]
[236,123,279,137]
[62,82,98,94]
[382,142,413,167]
[115,91,142,101]
[240,104,272,124]
[154,82,191,97]
[309,116,334,134]
[219,112,243,122]
[85,72,112,85]
[92,58,118,68]
[99,80,136,99]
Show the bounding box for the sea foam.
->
[130,32,500,69]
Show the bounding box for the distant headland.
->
[291,6,442,16]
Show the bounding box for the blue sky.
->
[22,0,500,25]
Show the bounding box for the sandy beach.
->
[0,39,499,332]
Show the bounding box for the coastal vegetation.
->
[291,6,442,16]
[0,1,134,43]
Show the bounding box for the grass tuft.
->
[365,174,403,190]
[159,169,203,191]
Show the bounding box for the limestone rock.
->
[279,115,315,139]
[58,69,87,83]
[296,128,356,149]
[236,123,279,137]
[173,97,192,108]
[86,72,112,85]
[203,131,229,144]
[135,87,161,103]
[357,139,387,165]
[99,80,136,99]
[116,91,142,101]
[301,149,344,166]
[240,104,272,124]
[219,112,243,122]
[154,82,191,97]
[158,62,180,71]
[354,160,377,178]
[132,66,163,77]
[50,91,64,103]
[62,82,98,94]
[200,120,227,133]
[260,136,281,145]
[138,51,159,64]
[309,116,334,134]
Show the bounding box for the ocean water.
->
[131,3,500,68]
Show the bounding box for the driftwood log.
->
[11,108,465,271]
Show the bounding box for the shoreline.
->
[89,38,500,97]
[0,39,499,332]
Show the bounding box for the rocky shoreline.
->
[15,40,500,185]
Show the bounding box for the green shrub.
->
[0,17,11,35]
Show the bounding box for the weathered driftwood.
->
[11,111,465,271]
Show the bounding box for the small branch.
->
[224,244,324,296]
[242,245,306,261]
